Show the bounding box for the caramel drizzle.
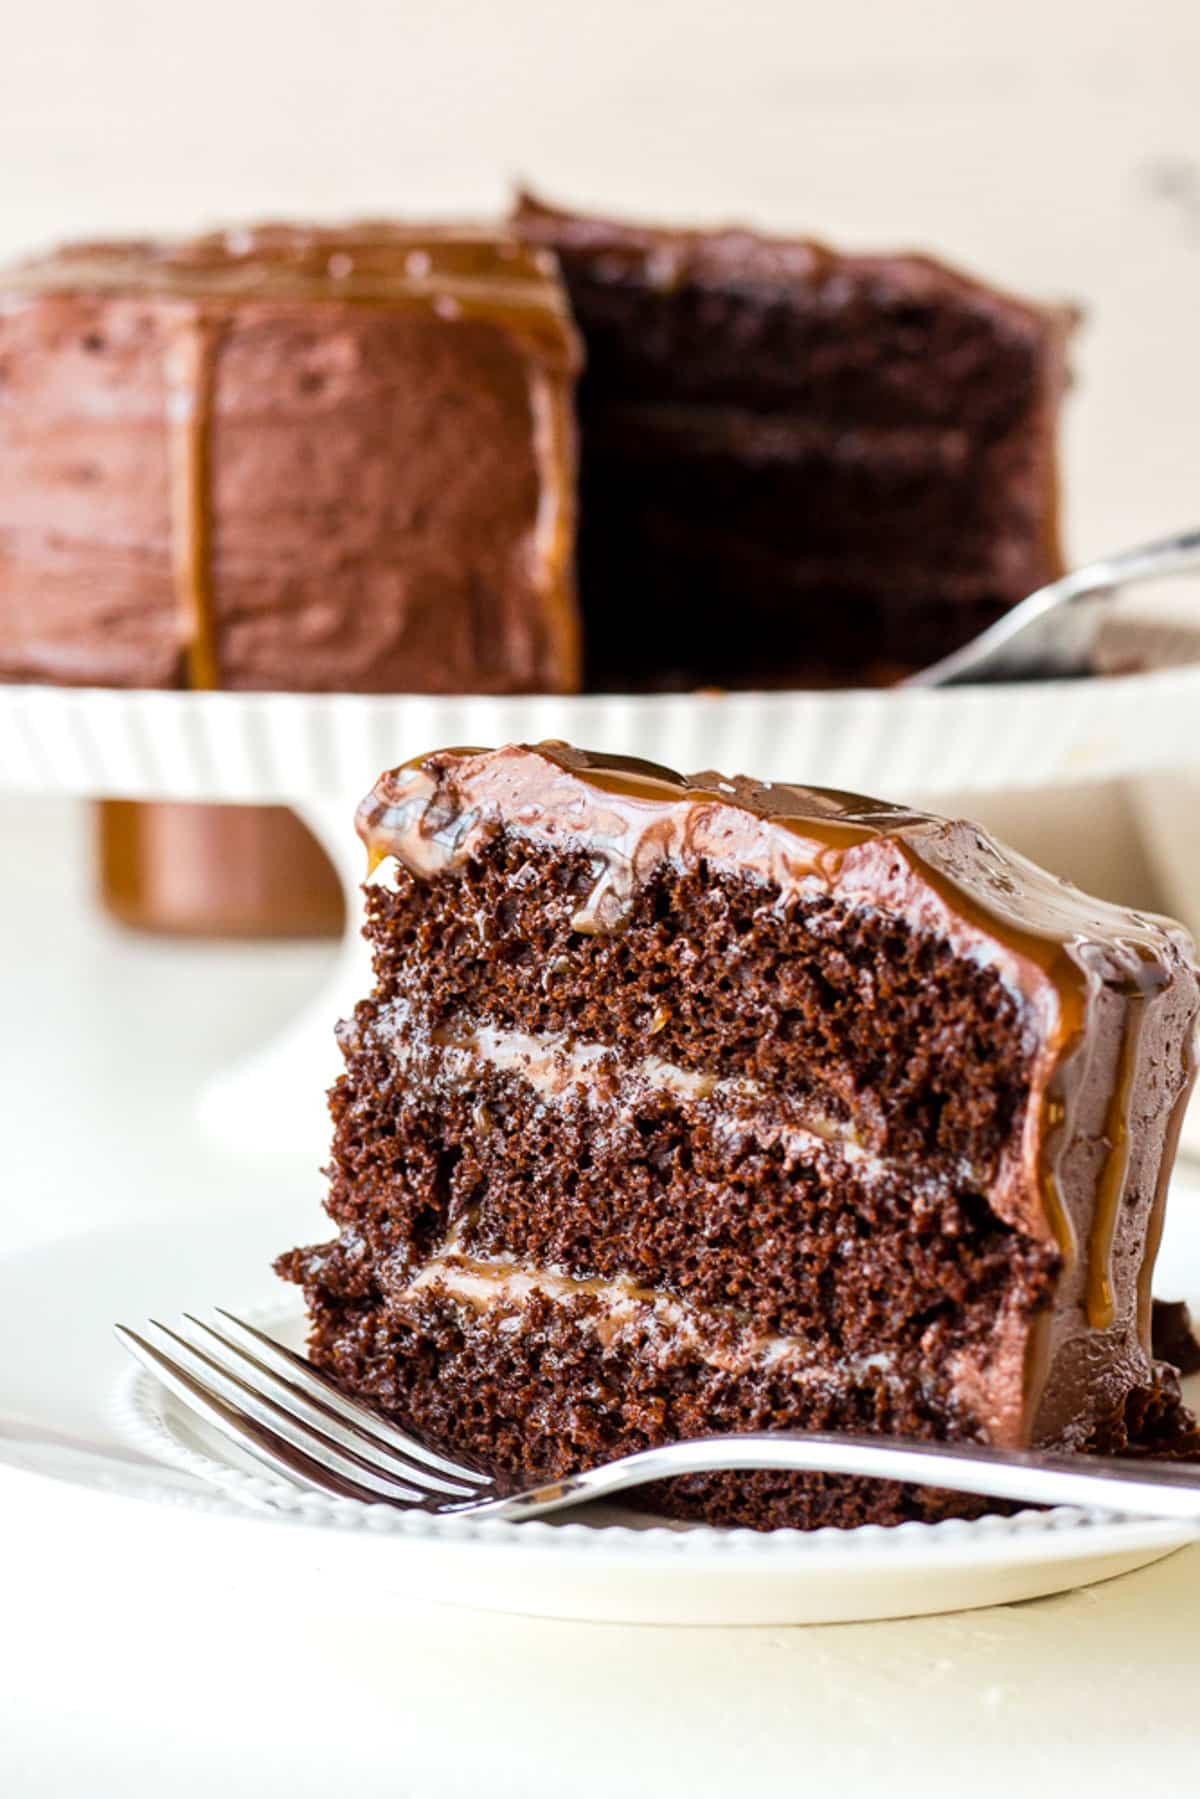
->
[1085,997,1148,1331]
[400,1229,900,1383]
[1036,1100,1074,1263]
[162,307,224,689]
[11,228,580,372]
[526,363,581,693]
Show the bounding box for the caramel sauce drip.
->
[1036,1103,1073,1264]
[162,307,224,690]
[1085,996,1148,1331]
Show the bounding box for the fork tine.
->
[212,1308,487,1483]
[179,1314,483,1498]
[114,1326,397,1506]
[141,1320,440,1503]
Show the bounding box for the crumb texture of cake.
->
[513,192,1072,689]
[276,742,1200,1530]
[0,224,580,693]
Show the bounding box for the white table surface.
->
[5,1,1200,1788]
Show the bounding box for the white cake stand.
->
[3,673,1199,1154]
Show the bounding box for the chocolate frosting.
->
[0,224,581,695]
[358,741,1200,1448]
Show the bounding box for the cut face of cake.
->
[513,193,1073,691]
[276,743,1199,1530]
[0,225,580,693]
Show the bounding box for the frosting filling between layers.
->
[352,1003,1021,1422]
[372,1219,1024,1437]
[364,998,902,1179]
[387,1229,905,1389]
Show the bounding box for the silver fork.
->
[905,524,1200,686]
[115,1312,1200,1526]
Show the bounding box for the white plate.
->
[1,1193,1197,1628]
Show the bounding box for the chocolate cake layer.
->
[353,841,1032,1181]
[287,1282,1196,1532]
[0,225,580,692]
[318,1010,1053,1346]
[514,193,1071,688]
[278,743,1200,1529]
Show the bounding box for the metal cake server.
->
[115,1312,1200,1526]
[905,524,1200,686]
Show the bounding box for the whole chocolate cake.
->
[277,742,1200,1530]
[0,225,581,693]
[514,194,1072,688]
[1,206,1071,697]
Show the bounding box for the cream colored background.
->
[4,0,1200,561]
[4,7,1200,1795]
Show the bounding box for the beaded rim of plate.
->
[106,1290,1184,1559]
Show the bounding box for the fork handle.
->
[463,1432,1200,1525]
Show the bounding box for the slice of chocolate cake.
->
[0,225,581,693]
[514,194,1072,689]
[277,742,1200,1531]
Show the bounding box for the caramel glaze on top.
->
[1,226,581,692]
[0,224,580,365]
[358,741,1200,1440]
